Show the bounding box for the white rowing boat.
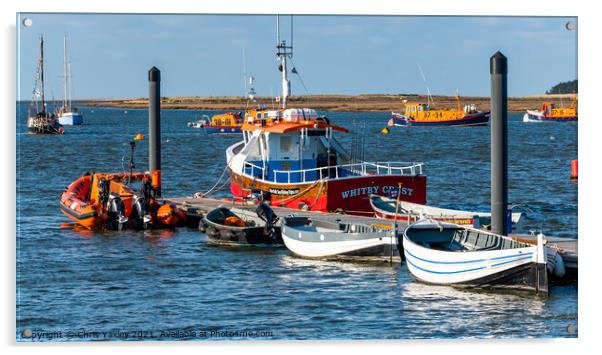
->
[402,219,548,294]
[281,216,399,262]
[369,194,522,227]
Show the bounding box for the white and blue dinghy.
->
[282,216,400,262]
[402,219,549,294]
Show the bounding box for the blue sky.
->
[16,14,577,100]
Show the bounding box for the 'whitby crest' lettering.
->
[340,185,414,199]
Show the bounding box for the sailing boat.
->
[225,16,427,213]
[57,34,83,125]
[27,35,63,134]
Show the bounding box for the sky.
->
[16,13,577,100]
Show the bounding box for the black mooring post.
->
[148,67,161,196]
[490,52,508,236]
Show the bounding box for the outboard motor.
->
[256,203,278,227]
[256,203,279,239]
[106,193,128,230]
[131,194,152,230]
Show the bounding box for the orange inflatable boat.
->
[60,172,185,230]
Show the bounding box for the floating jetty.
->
[163,195,578,270]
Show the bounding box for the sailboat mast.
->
[68,62,72,106]
[40,35,46,113]
[63,34,68,108]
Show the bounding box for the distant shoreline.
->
[79,94,576,113]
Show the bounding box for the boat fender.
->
[554,253,566,278]
[198,220,207,233]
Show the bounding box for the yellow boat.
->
[204,111,244,134]
[390,97,490,127]
[524,95,577,122]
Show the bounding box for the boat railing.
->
[243,161,267,180]
[254,161,424,184]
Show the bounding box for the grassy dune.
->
[84,94,576,113]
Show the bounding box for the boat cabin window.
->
[280,135,293,153]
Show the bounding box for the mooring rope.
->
[193,163,231,198]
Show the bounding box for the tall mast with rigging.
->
[276,15,293,109]
[40,34,46,114]
[63,34,68,109]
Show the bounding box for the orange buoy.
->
[156,203,184,226]
[570,159,578,179]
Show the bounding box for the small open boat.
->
[281,216,399,262]
[369,194,522,227]
[200,204,282,246]
[402,219,548,294]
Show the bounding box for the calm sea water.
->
[16,103,578,340]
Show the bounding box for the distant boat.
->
[523,96,577,122]
[27,35,62,135]
[390,95,489,127]
[187,114,210,128]
[402,219,549,294]
[204,112,244,134]
[369,195,522,227]
[281,216,400,262]
[56,33,83,126]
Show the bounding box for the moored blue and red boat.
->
[225,26,427,214]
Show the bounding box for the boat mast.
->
[40,35,46,114]
[63,33,68,108]
[417,64,433,107]
[276,15,293,109]
[68,62,72,107]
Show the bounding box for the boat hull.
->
[27,116,62,134]
[403,221,548,293]
[230,172,427,214]
[204,225,283,246]
[282,218,399,261]
[58,112,83,125]
[523,111,577,122]
[205,125,241,135]
[391,112,490,127]
[60,175,102,229]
